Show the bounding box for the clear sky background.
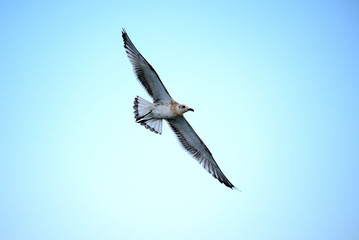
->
[1,1,358,240]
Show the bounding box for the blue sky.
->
[1,1,358,239]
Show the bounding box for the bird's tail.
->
[133,96,162,134]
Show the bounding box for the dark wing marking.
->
[167,116,236,189]
[122,29,172,104]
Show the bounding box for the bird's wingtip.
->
[232,186,242,192]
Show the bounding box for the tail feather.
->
[133,96,152,120]
[140,118,163,134]
[133,96,163,134]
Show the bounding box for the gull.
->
[122,29,237,190]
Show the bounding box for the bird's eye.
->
[180,105,185,109]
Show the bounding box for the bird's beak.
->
[188,108,194,112]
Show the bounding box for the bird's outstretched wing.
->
[122,29,172,104]
[167,117,236,189]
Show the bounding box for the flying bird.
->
[122,29,237,189]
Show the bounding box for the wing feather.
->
[167,117,236,189]
[122,29,172,103]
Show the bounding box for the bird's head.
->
[177,104,194,115]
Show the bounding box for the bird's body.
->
[151,102,185,119]
[122,29,237,190]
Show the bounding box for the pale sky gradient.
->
[1,1,359,240]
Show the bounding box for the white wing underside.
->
[122,29,172,104]
[167,117,236,189]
